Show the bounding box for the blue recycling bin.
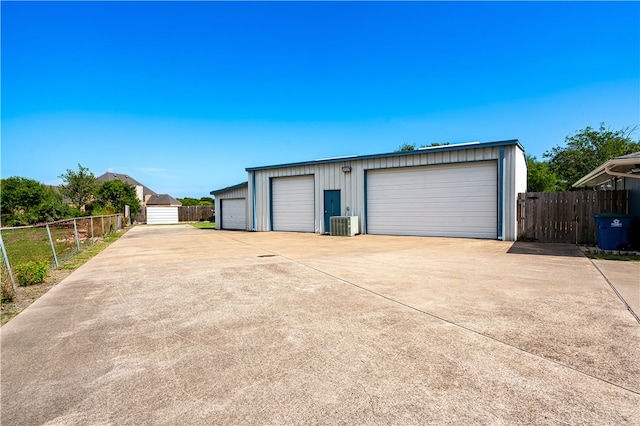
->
[594,213,631,250]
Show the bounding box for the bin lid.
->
[594,212,630,218]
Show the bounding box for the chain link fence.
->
[0,214,124,292]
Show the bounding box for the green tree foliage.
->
[94,180,141,215]
[0,177,72,226]
[1,177,44,225]
[526,155,558,192]
[395,142,451,152]
[544,124,639,191]
[177,197,214,206]
[396,143,416,152]
[37,185,76,223]
[58,164,97,211]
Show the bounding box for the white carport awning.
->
[573,152,640,188]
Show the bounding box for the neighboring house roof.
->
[573,151,640,188]
[210,181,248,196]
[245,139,524,171]
[97,172,157,196]
[146,194,182,206]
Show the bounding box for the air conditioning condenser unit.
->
[330,216,359,237]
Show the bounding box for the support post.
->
[46,224,59,267]
[73,219,81,252]
[0,232,17,292]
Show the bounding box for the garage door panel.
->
[221,198,246,230]
[272,175,314,232]
[147,207,179,225]
[368,181,496,196]
[367,162,497,239]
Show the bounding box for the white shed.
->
[210,182,249,230]
[146,194,182,225]
[245,140,527,241]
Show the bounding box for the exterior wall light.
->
[341,166,352,173]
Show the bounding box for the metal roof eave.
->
[210,181,249,196]
[573,156,640,188]
[572,168,610,188]
[245,139,524,172]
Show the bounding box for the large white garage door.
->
[367,161,497,239]
[221,198,246,230]
[147,206,179,225]
[272,175,315,232]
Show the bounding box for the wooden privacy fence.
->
[178,206,215,222]
[517,191,628,244]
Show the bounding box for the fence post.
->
[0,232,17,292]
[73,219,81,252]
[46,224,59,267]
[102,216,105,236]
[90,218,95,244]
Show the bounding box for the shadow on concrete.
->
[507,242,584,257]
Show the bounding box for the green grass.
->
[1,218,124,269]
[1,227,129,325]
[584,252,640,262]
[190,221,216,229]
[58,231,126,270]
[1,227,56,266]
[1,311,16,323]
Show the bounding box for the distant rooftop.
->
[97,172,157,196]
[146,194,182,206]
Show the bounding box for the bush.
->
[1,266,15,302]
[14,260,50,286]
[90,202,117,216]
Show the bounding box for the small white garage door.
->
[147,206,179,225]
[271,175,315,232]
[221,198,246,230]
[367,161,497,239]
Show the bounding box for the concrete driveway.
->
[2,225,639,425]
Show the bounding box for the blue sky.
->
[2,1,638,198]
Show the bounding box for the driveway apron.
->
[2,225,638,425]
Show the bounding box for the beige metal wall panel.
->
[503,145,527,241]
[248,144,523,239]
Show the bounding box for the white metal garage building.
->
[211,182,249,230]
[245,140,527,240]
[145,194,182,225]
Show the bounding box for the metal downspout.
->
[251,171,257,231]
[498,146,504,241]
